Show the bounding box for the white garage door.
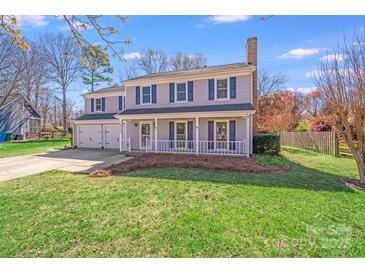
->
[104,125,120,149]
[78,125,102,148]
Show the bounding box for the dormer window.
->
[95,98,102,111]
[216,79,228,99]
[176,83,187,102]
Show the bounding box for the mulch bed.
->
[89,153,288,177]
[340,178,365,191]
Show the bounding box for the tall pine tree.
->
[82,45,114,92]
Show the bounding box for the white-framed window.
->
[216,79,228,100]
[142,86,151,104]
[175,121,187,148]
[95,98,102,112]
[214,120,229,150]
[176,83,187,102]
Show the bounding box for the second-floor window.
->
[216,79,228,99]
[142,86,151,104]
[176,83,187,102]
[95,98,102,111]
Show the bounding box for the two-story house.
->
[73,37,257,156]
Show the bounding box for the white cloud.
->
[288,87,316,94]
[278,48,323,60]
[123,52,141,60]
[319,54,344,62]
[208,15,252,24]
[17,16,48,28]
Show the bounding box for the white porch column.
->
[245,116,250,156]
[154,117,158,152]
[119,119,123,152]
[195,117,199,155]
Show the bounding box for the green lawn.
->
[0,138,71,158]
[0,147,364,257]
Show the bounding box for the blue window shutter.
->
[136,86,140,105]
[229,120,236,150]
[169,83,175,103]
[188,81,193,102]
[101,97,106,112]
[208,120,214,149]
[152,84,157,104]
[169,121,174,148]
[187,121,193,149]
[208,79,214,100]
[123,96,125,109]
[118,96,123,111]
[90,98,94,112]
[230,77,236,99]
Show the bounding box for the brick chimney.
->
[246,37,257,135]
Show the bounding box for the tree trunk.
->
[353,152,365,184]
[62,87,67,136]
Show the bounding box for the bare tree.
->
[170,52,207,71]
[17,41,48,108]
[135,48,169,74]
[258,70,289,96]
[0,36,27,107]
[40,33,81,135]
[313,29,365,184]
[38,87,55,128]
[304,89,323,116]
[122,49,208,79]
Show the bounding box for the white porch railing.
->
[120,138,131,152]
[144,139,248,156]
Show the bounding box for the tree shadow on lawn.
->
[121,162,353,193]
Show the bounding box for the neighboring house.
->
[0,94,42,139]
[73,37,257,156]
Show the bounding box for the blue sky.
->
[17,15,365,107]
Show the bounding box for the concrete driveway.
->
[0,149,131,182]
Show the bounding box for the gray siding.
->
[0,98,40,136]
[125,75,251,110]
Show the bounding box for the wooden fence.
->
[280,131,339,156]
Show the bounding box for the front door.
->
[215,121,228,150]
[176,122,187,149]
[140,122,152,149]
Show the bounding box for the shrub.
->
[309,116,333,132]
[253,133,280,155]
[295,120,309,132]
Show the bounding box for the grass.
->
[0,147,364,257]
[255,154,290,167]
[0,138,71,158]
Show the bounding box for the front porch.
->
[118,112,253,157]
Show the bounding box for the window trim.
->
[94,98,102,112]
[141,86,152,105]
[174,120,188,148]
[175,82,188,103]
[215,78,230,101]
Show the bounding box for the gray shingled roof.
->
[126,63,253,81]
[75,113,118,121]
[82,86,125,96]
[117,103,255,116]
